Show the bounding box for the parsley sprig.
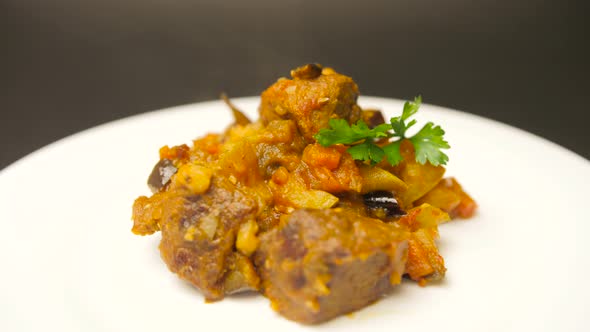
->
[314,96,450,166]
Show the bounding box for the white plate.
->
[1,97,589,331]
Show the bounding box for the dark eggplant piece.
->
[147,159,177,193]
[290,63,323,80]
[361,109,386,129]
[363,190,406,218]
[221,93,251,126]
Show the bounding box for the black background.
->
[1,0,589,170]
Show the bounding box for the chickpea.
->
[236,219,260,256]
[174,164,213,194]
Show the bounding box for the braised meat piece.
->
[254,209,408,324]
[133,176,261,301]
[259,64,362,141]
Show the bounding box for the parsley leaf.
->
[347,141,385,164]
[315,119,390,146]
[313,95,450,167]
[382,140,403,166]
[390,96,421,138]
[410,122,450,166]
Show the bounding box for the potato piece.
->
[395,203,449,285]
[359,164,408,194]
[390,140,445,206]
[397,203,450,231]
[405,228,446,285]
[283,185,339,210]
[218,141,261,186]
[416,177,477,218]
[270,167,339,210]
[398,161,445,205]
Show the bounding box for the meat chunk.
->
[259,64,362,141]
[254,209,408,324]
[133,177,261,301]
